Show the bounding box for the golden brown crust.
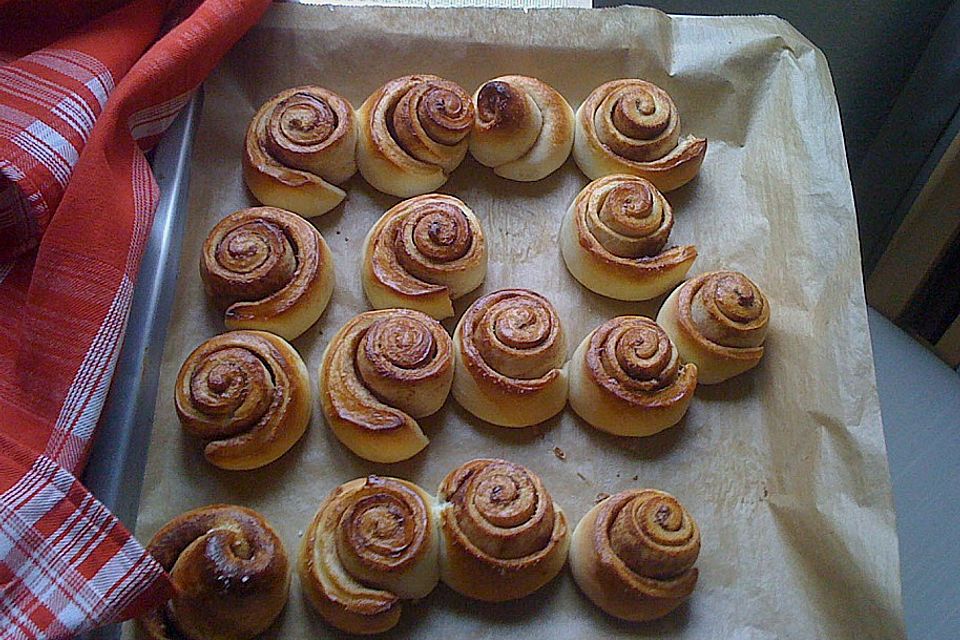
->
[436,458,569,601]
[357,75,474,197]
[569,317,696,436]
[299,476,439,635]
[573,79,706,191]
[586,317,693,405]
[561,175,696,300]
[361,194,487,319]
[458,289,565,395]
[452,289,568,427]
[677,271,769,356]
[174,331,311,470]
[243,86,356,217]
[318,309,453,462]
[570,489,699,621]
[656,270,769,384]
[140,505,289,640]
[200,207,335,341]
[470,75,575,181]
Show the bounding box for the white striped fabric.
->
[128,91,191,141]
[0,457,165,637]
[44,152,157,469]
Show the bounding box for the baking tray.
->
[82,4,909,638]
[82,90,203,640]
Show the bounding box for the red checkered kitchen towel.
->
[0,1,270,637]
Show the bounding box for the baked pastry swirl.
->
[573,79,707,192]
[140,505,289,640]
[175,331,311,470]
[357,75,474,197]
[361,193,487,320]
[200,206,335,341]
[437,458,569,601]
[469,75,575,181]
[570,489,700,621]
[243,86,357,218]
[452,289,568,428]
[318,309,453,463]
[299,476,440,635]
[569,316,697,436]
[656,270,770,384]
[560,174,696,300]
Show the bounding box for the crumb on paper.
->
[576,471,588,484]
[595,492,611,504]
[552,446,565,460]
[632,475,638,481]
[297,530,303,537]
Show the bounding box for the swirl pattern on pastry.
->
[243,86,357,218]
[569,316,697,436]
[318,309,453,462]
[175,330,311,470]
[436,458,569,601]
[361,194,487,320]
[573,79,707,191]
[357,75,474,197]
[140,505,289,640]
[570,489,700,621]
[560,175,696,300]
[470,75,575,181]
[299,476,440,635]
[200,207,335,341]
[452,289,568,428]
[656,270,769,384]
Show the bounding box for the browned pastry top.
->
[584,316,697,407]
[590,489,699,599]
[368,194,485,298]
[677,270,769,358]
[322,309,453,433]
[141,505,288,640]
[571,174,696,275]
[245,85,355,185]
[299,475,437,629]
[369,75,474,168]
[200,207,323,322]
[438,459,567,568]
[174,331,302,463]
[458,289,565,395]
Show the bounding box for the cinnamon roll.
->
[437,458,569,601]
[569,316,697,436]
[361,194,487,320]
[656,270,770,384]
[318,309,453,463]
[299,475,440,635]
[357,75,474,197]
[243,86,357,218]
[200,207,335,341]
[470,75,575,181]
[573,79,707,192]
[175,331,311,470]
[140,505,289,640]
[570,489,700,621]
[452,289,568,428]
[560,175,696,300]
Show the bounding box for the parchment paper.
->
[127,5,905,639]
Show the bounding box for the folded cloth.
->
[0,0,270,638]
